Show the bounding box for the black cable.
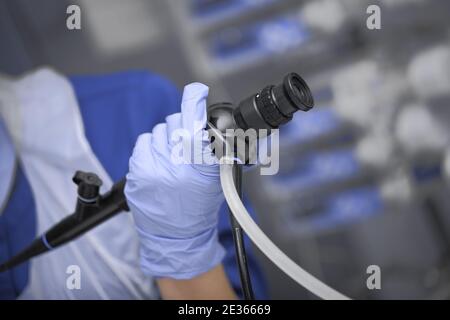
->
[228,163,254,300]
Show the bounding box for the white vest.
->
[0,68,156,299]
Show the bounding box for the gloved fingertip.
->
[181,83,209,103]
[181,83,209,133]
[129,133,152,169]
[134,133,152,152]
[165,112,181,133]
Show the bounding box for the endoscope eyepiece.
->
[284,73,314,112]
[233,73,314,131]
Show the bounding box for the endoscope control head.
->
[208,73,314,134]
[207,72,314,163]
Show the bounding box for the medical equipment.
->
[0,172,128,272]
[0,73,349,300]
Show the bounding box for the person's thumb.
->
[181,82,209,136]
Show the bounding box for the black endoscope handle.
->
[0,176,128,272]
[44,176,129,249]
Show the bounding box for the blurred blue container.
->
[191,0,278,23]
[280,107,343,146]
[210,15,309,65]
[271,148,361,193]
[284,186,384,235]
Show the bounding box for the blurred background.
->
[1,0,450,299]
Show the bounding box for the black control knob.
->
[72,171,102,201]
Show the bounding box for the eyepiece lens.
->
[233,72,314,131]
[285,73,314,111]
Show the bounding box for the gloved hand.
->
[125,83,226,280]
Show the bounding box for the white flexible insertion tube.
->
[220,163,351,300]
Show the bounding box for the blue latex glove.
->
[125,83,226,280]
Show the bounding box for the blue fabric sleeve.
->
[0,166,36,299]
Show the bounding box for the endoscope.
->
[0,73,348,300]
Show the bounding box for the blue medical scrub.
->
[0,70,267,299]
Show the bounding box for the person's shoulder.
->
[70,70,182,180]
[71,70,182,121]
[70,70,179,99]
